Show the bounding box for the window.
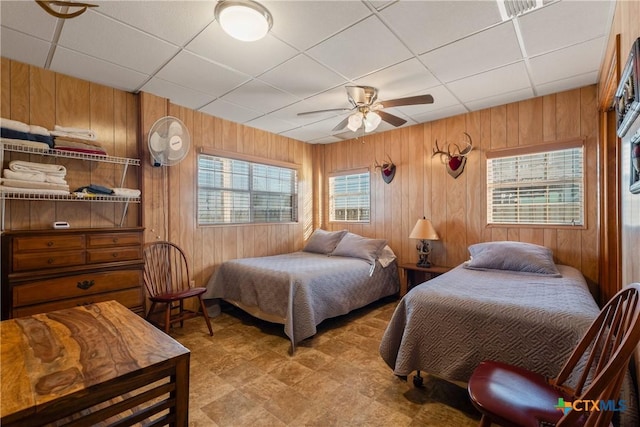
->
[329,171,370,222]
[197,153,297,225]
[486,142,584,226]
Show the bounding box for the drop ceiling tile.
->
[140,77,216,110]
[259,54,346,99]
[221,80,299,113]
[0,28,50,68]
[280,116,343,142]
[307,135,343,144]
[57,10,179,75]
[50,47,149,92]
[198,99,262,124]
[268,98,347,129]
[155,51,250,97]
[410,104,469,124]
[186,23,298,77]
[380,0,502,54]
[246,115,298,134]
[420,21,522,83]
[354,58,439,100]
[264,0,371,50]
[1,0,58,41]
[307,16,413,80]
[529,37,604,86]
[535,71,599,97]
[93,0,215,46]
[446,62,531,103]
[518,0,615,56]
[464,88,534,111]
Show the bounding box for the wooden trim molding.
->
[485,137,585,159]
[197,147,300,171]
[599,34,621,112]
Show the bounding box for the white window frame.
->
[486,140,585,227]
[328,168,371,223]
[197,150,298,226]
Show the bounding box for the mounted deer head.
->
[374,154,396,184]
[432,132,473,178]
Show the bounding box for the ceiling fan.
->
[297,86,434,133]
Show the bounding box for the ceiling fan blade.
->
[332,116,350,132]
[378,110,407,127]
[381,94,434,108]
[297,107,352,116]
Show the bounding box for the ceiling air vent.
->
[497,0,544,20]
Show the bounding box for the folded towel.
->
[3,169,46,183]
[0,137,50,151]
[0,178,69,192]
[74,184,113,195]
[1,129,54,147]
[54,136,104,148]
[52,125,96,141]
[112,188,141,198]
[0,118,30,133]
[29,125,50,136]
[54,139,107,155]
[44,175,68,185]
[0,185,70,196]
[10,160,67,177]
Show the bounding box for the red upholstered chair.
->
[143,241,213,336]
[468,283,640,427]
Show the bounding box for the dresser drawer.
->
[13,270,142,307]
[12,289,143,318]
[13,250,86,271]
[87,233,142,248]
[13,235,85,252]
[86,247,142,264]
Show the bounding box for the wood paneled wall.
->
[0,58,139,229]
[318,86,600,290]
[139,92,314,288]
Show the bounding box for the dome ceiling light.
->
[214,0,273,42]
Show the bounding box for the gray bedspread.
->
[379,264,601,381]
[204,251,399,346]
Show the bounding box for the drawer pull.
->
[112,238,119,243]
[47,258,54,264]
[112,252,119,258]
[77,280,95,290]
[47,241,54,247]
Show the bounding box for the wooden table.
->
[399,263,452,296]
[1,300,190,426]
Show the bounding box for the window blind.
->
[329,172,370,222]
[487,146,584,226]
[197,154,297,225]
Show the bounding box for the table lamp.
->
[409,217,439,267]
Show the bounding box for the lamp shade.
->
[215,0,273,42]
[363,111,382,132]
[347,112,363,132]
[409,218,439,240]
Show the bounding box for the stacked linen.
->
[0,118,54,149]
[51,125,107,155]
[1,160,70,195]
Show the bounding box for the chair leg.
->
[179,299,184,328]
[198,296,214,336]
[478,415,491,427]
[146,301,157,322]
[164,303,171,335]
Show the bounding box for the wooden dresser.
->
[1,227,144,320]
[0,300,190,426]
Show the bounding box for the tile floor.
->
[170,296,481,426]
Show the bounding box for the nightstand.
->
[399,263,452,296]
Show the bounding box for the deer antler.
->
[432,140,453,162]
[458,132,473,156]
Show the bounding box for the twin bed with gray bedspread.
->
[204,251,399,348]
[379,263,600,381]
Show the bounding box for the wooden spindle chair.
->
[142,241,213,336]
[468,283,640,427]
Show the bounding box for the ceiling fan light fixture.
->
[215,0,273,42]
[364,111,382,132]
[347,112,363,132]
